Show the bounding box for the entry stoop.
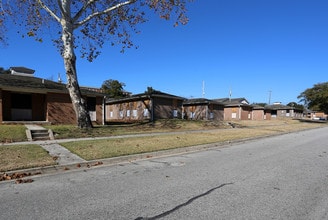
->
[25,125,54,141]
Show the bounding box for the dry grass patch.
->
[46,120,229,140]
[61,130,271,161]
[0,119,325,172]
[62,133,226,160]
[61,119,327,161]
[236,119,326,132]
[0,145,56,172]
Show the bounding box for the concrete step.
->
[31,130,50,141]
[25,125,54,141]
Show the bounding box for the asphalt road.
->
[1,127,328,220]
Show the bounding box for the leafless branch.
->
[72,0,96,23]
[74,0,136,28]
[37,0,60,22]
[57,0,66,18]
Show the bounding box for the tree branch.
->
[37,0,61,23]
[74,0,136,28]
[57,0,66,17]
[72,0,96,23]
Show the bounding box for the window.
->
[173,110,178,118]
[210,112,214,119]
[232,113,237,119]
[144,109,149,117]
[11,93,32,120]
[119,111,124,118]
[133,110,138,118]
[11,93,32,109]
[127,110,130,117]
[89,111,96,121]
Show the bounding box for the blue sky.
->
[1,0,327,104]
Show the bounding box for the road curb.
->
[1,126,325,184]
[1,139,239,184]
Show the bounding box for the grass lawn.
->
[1,119,326,172]
[0,120,218,142]
[61,119,327,161]
[0,125,27,143]
[0,144,56,172]
[45,119,230,139]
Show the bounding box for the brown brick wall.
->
[46,93,103,124]
[182,103,223,121]
[224,106,252,120]
[105,100,149,122]
[252,109,264,120]
[105,97,184,122]
[241,106,252,120]
[265,112,272,120]
[211,104,224,121]
[224,107,237,120]
[0,90,102,124]
[47,92,76,124]
[153,97,182,119]
[184,105,206,120]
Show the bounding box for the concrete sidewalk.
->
[3,129,226,164]
[39,143,86,165]
[1,128,239,176]
[23,124,84,165]
[2,128,236,173]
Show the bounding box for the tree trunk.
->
[61,20,93,129]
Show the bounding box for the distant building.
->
[182,98,224,121]
[9,66,35,77]
[214,98,252,120]
[264,102,303,119]
[105,90,184,123]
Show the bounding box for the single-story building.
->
[182,98,224,121]
[302,109,327,119]
[105,90,185,123]
[251,105,272,120]
[0,67,104,124]
[264,102,303,119]
[315,112,328,120]
[215,98,253,120]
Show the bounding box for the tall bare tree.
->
[1,0,191,128]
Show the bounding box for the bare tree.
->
[1,0,191,128]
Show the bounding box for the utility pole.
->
[58,73,62,83]
[268,90,272,104]
[229,87,232,102]
[202,80,205,98]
